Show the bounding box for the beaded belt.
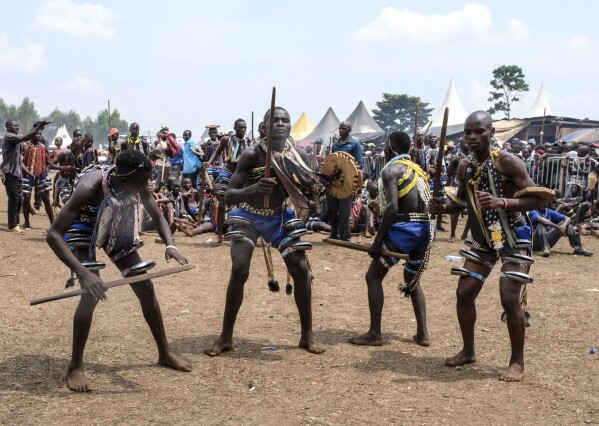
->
[239,202,283,216]
[393,212,430,223]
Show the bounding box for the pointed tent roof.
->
[428,79,469,128]
[50,124,72,147]
[526,84,553,118]
[345,100,384,138]
[291,112,314,141]
[297,107,341,146]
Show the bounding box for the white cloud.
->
[0,34,46,74]
[354,4,493,43]
[36,0,119,38]
[506,18,528,39]
[569,35,592,56]
[61,76,100,91]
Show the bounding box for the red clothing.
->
[23,143,48,177]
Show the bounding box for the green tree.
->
[372,93,433,132]
[488,65,529,119]
[42,108,83,141]
[92,108,128,146]
[16,97,40,131]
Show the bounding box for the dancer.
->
[46,149,192,392]
[429,111,550,382]
[349,132,431,347]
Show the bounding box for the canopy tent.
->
[291,112,314,141]
[525,84,553,118]
[344,100,385,143]
[297,107,341,147]
[49,124,72,148]
[492,119,529,145]
[562,128,599,143]
[425,79,469,135]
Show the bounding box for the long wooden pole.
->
[432,107,449,220]
[325,238,409,260]
[413,102,419,146]
[251,111,255,143]
[30,264,195,306]
[263,87,277,208]
[540,107,546,144]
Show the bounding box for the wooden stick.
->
[251,111,255,143]
[413,102,419,145]
[324,238,409,260]
[432,107,449,219]
[422,120,433,139]
[263,87,277,208]
[540,107,546,144]
[30,264,195,306]
[198,170,206,223]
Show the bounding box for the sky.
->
[2,0,598,136]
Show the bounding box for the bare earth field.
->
[0,189,598,425]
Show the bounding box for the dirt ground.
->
[0,188,598,425]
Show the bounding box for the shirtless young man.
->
[46,150,191,392]
[429,111,547,382]
[349,132,431,347]
[205,107,325,356]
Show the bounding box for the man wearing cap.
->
[182,130,202,191]
[327,121,363,241]
[107,128,120,163]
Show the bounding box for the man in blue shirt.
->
[182,130,202,191]
[327,121,363,241]
[528,207,592,257]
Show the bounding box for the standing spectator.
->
[182,130,202,191]
[1,119,51,233]
[120,122,149,155]
[169,134,184,181]
[327,120,363,241]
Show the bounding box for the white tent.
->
[525,84,553,118]
[344,100,384,139]
[50,124,72,147]
[427,79,469,129]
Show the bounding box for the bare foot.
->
[204,337,234,357]
[499,363,524,382]
[413,334,431,347]
[437,227,447,232]
[448,236,456,243]
[181,227,194,237]
[158,351,192,372]
[299,337,326,354]
[66,368,92,392]
[445,350,476,367]
[349,331,383,346]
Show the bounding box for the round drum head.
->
[321,152,363,199]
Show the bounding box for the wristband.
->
[165,245,178,251]
[502,198,508,209]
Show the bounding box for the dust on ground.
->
[0,189,598,425]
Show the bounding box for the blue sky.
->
[2,1,597,135]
